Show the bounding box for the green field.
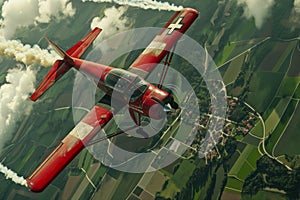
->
[161,182,180,198]
[274,100,300,156]
[111,173,144,200]
[225,143,260,193]
[237,161,254,180]
[246,148,261,167]
[277,77,300,97]
[229,17,257,40]
[92,165,107,183]
[250,120,264,138]
[16,144,36,171]
[229,144,258,181]
[242,134,261,146]
[254,191,287,200]
[258,41,293,72]
[212,166,226,200]
[215,43,237,66]
[160,160,196,198]
[293,83,300,99]
[171,160,196,189]
[247,71,284,113]
[259,44,283,71]
[226,177,243,191]
[287,44,300,76]
[222,54,245,85]
[265,99,298,155]
[272,41,297,72]
[264,98,290,136]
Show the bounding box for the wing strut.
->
[158,43,177,89]
[86,125,138,146]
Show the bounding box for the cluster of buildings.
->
[182,97,258,162]
[225,98,257,135]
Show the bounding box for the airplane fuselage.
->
[72,58,175,120]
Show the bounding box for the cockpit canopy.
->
[104,68,148,102]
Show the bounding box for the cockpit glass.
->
[104,69,148,101]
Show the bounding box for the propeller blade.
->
[164,103,172,112]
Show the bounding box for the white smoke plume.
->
[1,0,76,39]
[294,0,300,13]
[0,37,58,67]
[36,0,76,23]
[289,0,300,27]
[91,6,130,43]
[237,0,275,29]
[0,162,27,187]
[0,17,58,159]
[82,0,183,11]
[0,66,36,150]
[0,0,75,190]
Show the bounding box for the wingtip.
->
[29,89,44,102]
[93,27,102,31]
[182,7,199,16]
[29,93,38,102]
[92,27,102,35]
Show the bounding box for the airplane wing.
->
[128,8,198,79]
[26,106,112,192]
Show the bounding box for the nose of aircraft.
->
[163,103,172,112]
[148,102,166,119]
[149,96,179,119]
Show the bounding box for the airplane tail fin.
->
[45,37,74,64]
[30,28,102,102]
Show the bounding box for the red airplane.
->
[26,8,198,192]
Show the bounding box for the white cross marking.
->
[167,17,183,35]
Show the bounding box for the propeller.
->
[151,95,178,114]
[163,103,172,112]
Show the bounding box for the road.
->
[218,37,271,68]
[230,96,292,170]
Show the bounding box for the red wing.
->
[66,27,102,58]
[26,106,112,192]
[128,8,198,79]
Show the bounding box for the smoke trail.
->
[0,0,73,67]
[0,162,27,187]
[0,37,58,67]
[0,67,34,187]
[82,0,183,11]
[237,0,275,29]
[0,66,36,150]
[295,0,300,13]
[36,0,76,24]
[1,0,76,39]
[289,0,300,27]
[91,6,130,44]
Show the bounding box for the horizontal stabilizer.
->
[66,27,102,58]
[30,60,71,101]
[30,27,102,101]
